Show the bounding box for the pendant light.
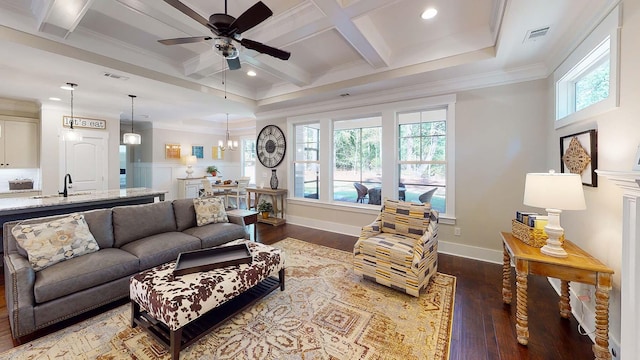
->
[218,113,238,151]
[123,95,141,145]
[217,65,237,151]
[61,82,83,142]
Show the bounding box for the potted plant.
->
[257,199,273,219]
[206,166,220,177]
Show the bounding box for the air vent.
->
[102,72,129,80]
[524,26,550,43]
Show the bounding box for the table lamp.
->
[185,155,197,178]
[523,170,586,257]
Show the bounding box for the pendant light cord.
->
[129,94,136,133]
[67,82,77,130]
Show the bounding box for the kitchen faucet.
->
[60,174,73,197]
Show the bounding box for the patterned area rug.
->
[1,238,456,359]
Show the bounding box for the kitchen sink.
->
[31,191,92,199]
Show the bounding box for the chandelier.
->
[122,94,141,145]
[218,113,238,151]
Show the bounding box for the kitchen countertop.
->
[0,187,167,213]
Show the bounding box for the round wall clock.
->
[256,125,286,168]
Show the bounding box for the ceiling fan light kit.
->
[159,0,291,70]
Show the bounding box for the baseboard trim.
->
[287,216,503,264]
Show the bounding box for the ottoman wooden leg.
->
[170,328,183,360]
[279,268,285,291]
[131,301,139,328]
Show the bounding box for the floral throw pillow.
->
[193,197,228,226]
[11,214,100,271]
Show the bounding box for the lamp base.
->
[540,209,568,258]
[185,166,194,178]
[540,242,568,257]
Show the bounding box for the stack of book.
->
[515,211,548,230]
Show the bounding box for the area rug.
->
[1,238,456,360]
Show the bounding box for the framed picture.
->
[191,145,204,159]
[212,146,224,160]
[560,129,597,187]
[633,146,640,171]
[165,144,181,160]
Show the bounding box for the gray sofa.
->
[2,198,249,339]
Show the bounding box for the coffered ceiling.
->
[0,0,617,129]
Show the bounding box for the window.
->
[333,116,382,203]
[555,6,619,128]
[398,109,447,213]
[292,123,320,199]
[287,93,456,221]
[241,138,256,184]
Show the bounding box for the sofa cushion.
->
[172,198,197,231]
[34,248,139,303]
[11,214,100,271]
[183,222,247,248]
[119,232,201,269]
[380,199,431,240]
[193,197,228,226]
[113,201,177,248]
[82,209,114,248]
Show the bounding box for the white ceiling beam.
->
[31,0,95,39]
[242,54,312,87]
[311,0,390,69]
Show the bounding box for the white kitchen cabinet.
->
[177,178,204,199]
[0,117,39,168]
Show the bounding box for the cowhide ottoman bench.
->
[129,240,285,360]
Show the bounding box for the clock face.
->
[256,125,286,168]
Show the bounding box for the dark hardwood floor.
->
[0,223,595,359]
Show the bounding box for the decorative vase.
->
[270,169,278,189]
[261,212,270,219]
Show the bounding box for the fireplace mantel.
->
[595,170,640,193]
[595,169,639,359]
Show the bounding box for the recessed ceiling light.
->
[49,97,61,101]
[247,70,257,77]
[421,8,437,20]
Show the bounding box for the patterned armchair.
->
[353,199,438,297]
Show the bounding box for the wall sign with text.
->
[63,116,107,130]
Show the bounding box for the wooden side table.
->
[227,209,259,241]
[246,187,288,226]
[500,231,614,360]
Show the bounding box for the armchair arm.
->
[353,213,383,255]
[4,253,36,338]
[411,211,439,271]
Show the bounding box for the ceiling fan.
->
[159,0,291,70]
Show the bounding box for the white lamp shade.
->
[523,172,586,210]
[185,155,197,165]
[123,132,141,145]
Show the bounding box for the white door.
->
[62,133,108,192]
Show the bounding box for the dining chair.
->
[354,183,368,203]
[227,177,251,209]
[419,188,437,204]
[201,179,216,196]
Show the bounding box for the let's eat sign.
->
[63,116,107,130]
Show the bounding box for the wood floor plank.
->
[0,223,597,359]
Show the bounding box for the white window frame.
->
[554,5,620,129]
[292,122,321,200]
[287,94,456,223]
[240,136,256,185]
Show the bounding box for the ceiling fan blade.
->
[158,36,212,45]
[241,38,290,60]
[227,57,241,70]
[228,1,273,35]
[163,0,210,27]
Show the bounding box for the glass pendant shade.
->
[62,82,83,142]
[123,94,141,145]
